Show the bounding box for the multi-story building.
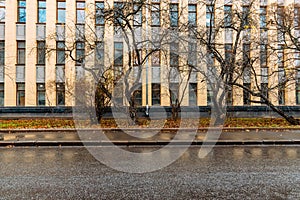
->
[0,0,299,108]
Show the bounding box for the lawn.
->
[0,117,296,129]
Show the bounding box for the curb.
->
[1,127,300,133]
[1,140,300,147]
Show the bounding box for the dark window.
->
[152,83,160,105]
[76,1,85,24]
[170,4,178,27]
[17,41,26,64]
[133,4,142,26]
[38,0,46,23]
[260,44,267,68]
[260,7,266,29]
[0,0,5,22]
[261,83,268,102]
[37,41,45,64]
[56,41,65,64]
[114,42,123,77]
[18,0,26,23]
[95,2,105,25]
[114,2,123,26]
[189,83,197,106]
[297,76,300,104]
[243,83,251,105]
[57,0,66,23]
[206,5,214,27]
[0,83,3,106]
[0,41,4,65]
[151,3,160,26]
[37,83,45,106]
[295,6,300,29]
[17,83,25,106]
[225,43,232,64]
[224,5,232,27]
[242,6,250,27]
[56,83,65,105]
[170,43,179,67]
[188,4,196,26]
[132,84,142,107]
[76,41,85,64]
[169,83,179,105]
[95,42,104,66]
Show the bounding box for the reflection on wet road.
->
[0,146,299,199]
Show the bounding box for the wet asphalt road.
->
[0,146,299,199]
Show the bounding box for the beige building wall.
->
[1,0,300,108]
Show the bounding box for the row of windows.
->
[0,83,64,106]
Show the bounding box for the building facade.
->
[0,0,299,107]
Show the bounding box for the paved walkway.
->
[0,129,300,146]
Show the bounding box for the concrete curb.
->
[1,127,300,133]
[1,140,300,147]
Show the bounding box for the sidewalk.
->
[0,128,300,146]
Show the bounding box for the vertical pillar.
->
[45,0,57,106]
[65,0,76,106]
[25,0,37,106]
[4,0,17,106]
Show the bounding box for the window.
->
[57,0,66,23]
[206,5,214,27]
[37,41,45,64]
[151,3,160,26]
[17,41,26,64]
[170,43,179,67]
[18,0,26,23]
[56,83,65,105]
[0,41,4,65]
[278,44,284,68]
[189,83,197,106]
[17,83,25,106]
[152,83,160,105]
[133,4,142,26]
[188,4,196,26]
[188,42,197,67]
[224,5,232,27]
[225,43,232,64]
[295,6,300,29]
[76,1,85,24]
[114,42,123,77]
[0,0,5,22]
[243,43,250,68]
[297,70,300,104]
[243,83,251,105]
[95,42,104,66]
[76,41,85,64]
[278,66,285,105]
[37,83,45,106]
[170,4,178,27]
[261,83,268,102]
[132,84,142,107]
[169,83,179,105]
[56,41,65,64]
[0,83,3,106]
[114,2,123,26]
[242,6,250,27]
[260,44,267,68]
[38,0,46,23]
[95,2,105,25]
[260,7,266,29]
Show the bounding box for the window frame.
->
[170,4,178,27]
[76,1,86,24]
[95,1,105,26]
[17,41,26,65]
[38,0,46,23]
[0,0,5,22]
[56,41,65,65]
[18,0,26,23]
[188,4,197,27]
[37,83,45,106]
[57,0,66,24]
[37,41,46,65]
